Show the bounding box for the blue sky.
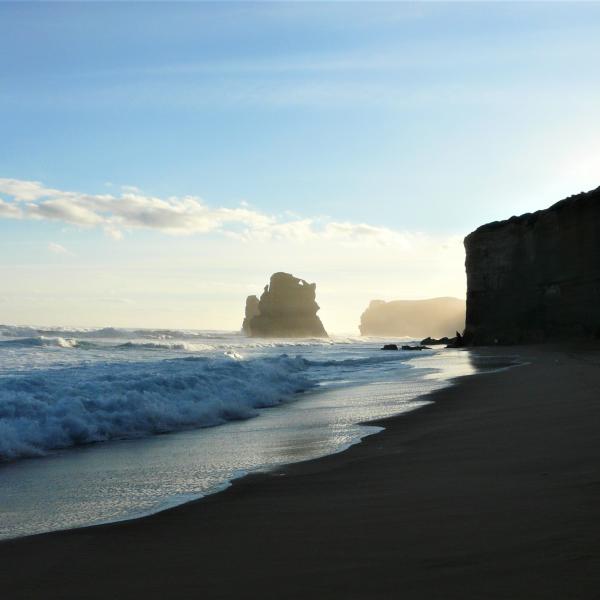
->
[1,2,600,331]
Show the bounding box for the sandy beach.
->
[1,345,599,599]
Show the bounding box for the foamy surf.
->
[0,354,313,461]
[0,336,81,349]
[0,325,430,461]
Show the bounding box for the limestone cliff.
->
[359,297,465,338]
[464,185,600,344]
[242,272,328,338]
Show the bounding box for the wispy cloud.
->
[0,177,429,247]
[47,242,71,255]
[0,198,22,219]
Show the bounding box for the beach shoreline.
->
[0,345,487,541]
[1,345,599,599]
[0,347,512,541]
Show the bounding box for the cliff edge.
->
[242,272,328,338]
[464,185,600,344]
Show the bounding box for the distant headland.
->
[359,297,465,339]
[242,272,328,338]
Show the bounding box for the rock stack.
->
[242,272,328,338]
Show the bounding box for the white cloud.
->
[0,177,427,248]
[0,178,60,202]
[0,198,23,218]
[104,226,124,240]
[31,197,105,226]
[47,242,70,255]
[120,185,141,193]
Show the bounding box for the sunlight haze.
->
[2,1,600,332]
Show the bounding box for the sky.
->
[1,1,600,333]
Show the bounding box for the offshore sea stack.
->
[242,272,328,338]
[241,295,260,335]
[464,185,600,344]
[359,298,465,338]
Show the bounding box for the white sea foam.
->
[116,340,215,352]
[0,334,221,353]
[0,336,80,349]
[0,354,313,461]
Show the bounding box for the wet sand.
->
[1,346,600,599]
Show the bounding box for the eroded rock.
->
[242,272,328,338]
[242,295,260,335]
[421,336,450,346]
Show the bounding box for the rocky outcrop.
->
[241,295,260,335]
[359,297,465,338]
[464,185,600,344]
[421,336,451,346]
[242,272,328,338]
[421,332,464,348]
[381,343,431,351]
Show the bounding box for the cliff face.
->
[243,272,328,338]
[359,297,465,338]
[464,186,600,344]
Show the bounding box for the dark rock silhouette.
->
[381,344,399,351]
[445,331,464,348]
[359,297,465,338]
[464,185,600,344]
[242,272,328,338]
[401,345,431,351]
[421,336,450,346]
[421,333,464,348]
[241,295,260,335]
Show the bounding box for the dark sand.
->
[1,346,600,599]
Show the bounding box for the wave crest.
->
[0,355,312,461]
[0,336,80,349]
[116,341,214,352]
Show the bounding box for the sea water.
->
[0,325,506,540]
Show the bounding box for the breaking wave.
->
[116,341,215,352]
[0,324,233,341]
[0,354,312,461]
[0,336,81,349]
[0,333,358,354]
[0,336,218,353]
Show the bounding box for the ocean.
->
[0,325,506,540]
